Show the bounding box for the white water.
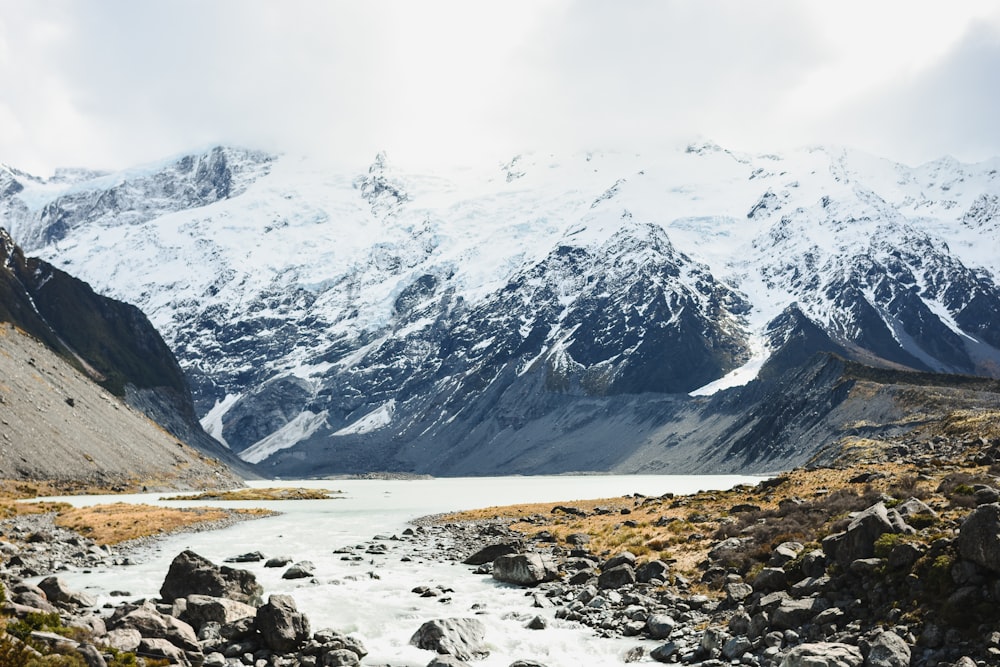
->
[42,475,763,666]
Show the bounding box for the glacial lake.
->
[42,475,765,666]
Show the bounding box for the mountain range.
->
[2,142,999,477]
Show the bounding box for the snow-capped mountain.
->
[2,142,999,475]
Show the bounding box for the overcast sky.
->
[2,0,1000,174]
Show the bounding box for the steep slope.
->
[1,144,999,475]
[0,322,242,488]
[0,228,252,476]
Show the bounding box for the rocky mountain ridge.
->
[0,228,253,482]
[2,144,999,475]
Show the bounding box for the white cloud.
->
[2,0,1000,173]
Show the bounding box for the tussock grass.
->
[50,503,271,545]
[165,487,341,501]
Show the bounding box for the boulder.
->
[771,596,830,630]
[603,552,637,571]
[225,551,265,563]
[77,643,107,667]
[650,642,678,663]
[37,577,95,608]
[646,614,675,640]
[754,567,788,592]
[957,503,1000,572]
[636,560,670,583]
[725,582,753,603]
[779,643,863,667]
[112,606,199,652]
[159,550,263,605]
[769,542,804,567]
[184,595,257,632]
[103,628,141,653]
[598,564,636,590]
[463,543,519,566]
[323,649,360,666]
[265,556,294,568]
[138,637,189,665]
[410,618,489,661]
[427,657,472,667]
[866,630,911,667]
[823,503,895,566]
[255,594,310,653]
[492,554,558,587]
[282,561,316,579]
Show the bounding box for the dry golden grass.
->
[49,503,272,545]
[165,487,342,501]
[439,459,955,579]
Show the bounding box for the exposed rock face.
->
[409,618,489,661]
[0,229,250,480]
[159,550,263,605]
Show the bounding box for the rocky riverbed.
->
[4,468,1000,667]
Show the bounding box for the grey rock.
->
[866,630,911,667]
[463,543,518,566]
[896,497,938,522]
[77,643,107,667]
[265,556,293,568]
[255,594,310,653]
[957,503,1000,572]
[508,661,548,667]
[772,596,830,630]
[754,567,788,592]
[427,657,471,667]
[723,635,752,660]
[184,595,257,632]
[160,550,263,605]
[492,553,558,587]
[138,637,189,665]
[282,561,316,579]
[770,541,804,567]
[322,649,360,666]
[823,502,895,566]
[410,618,489,661]
[37,576,95,608]
[598,564,636,589]
[103,629,141,652]
[650,642,679,663]
[636,559,669,583]
[646,614,676,639]
[780,642,863,667]
[603,551,637,570]
[113,606,200,652]
[725,582,753,603]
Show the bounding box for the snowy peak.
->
[9,146,274,250]
[354,151,409,218]
[2,142,1000,474]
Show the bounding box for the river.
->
[42,475,764,666]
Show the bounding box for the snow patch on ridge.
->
[200,393,241,447]
[334,400,396,436]
[239,410,329,464]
